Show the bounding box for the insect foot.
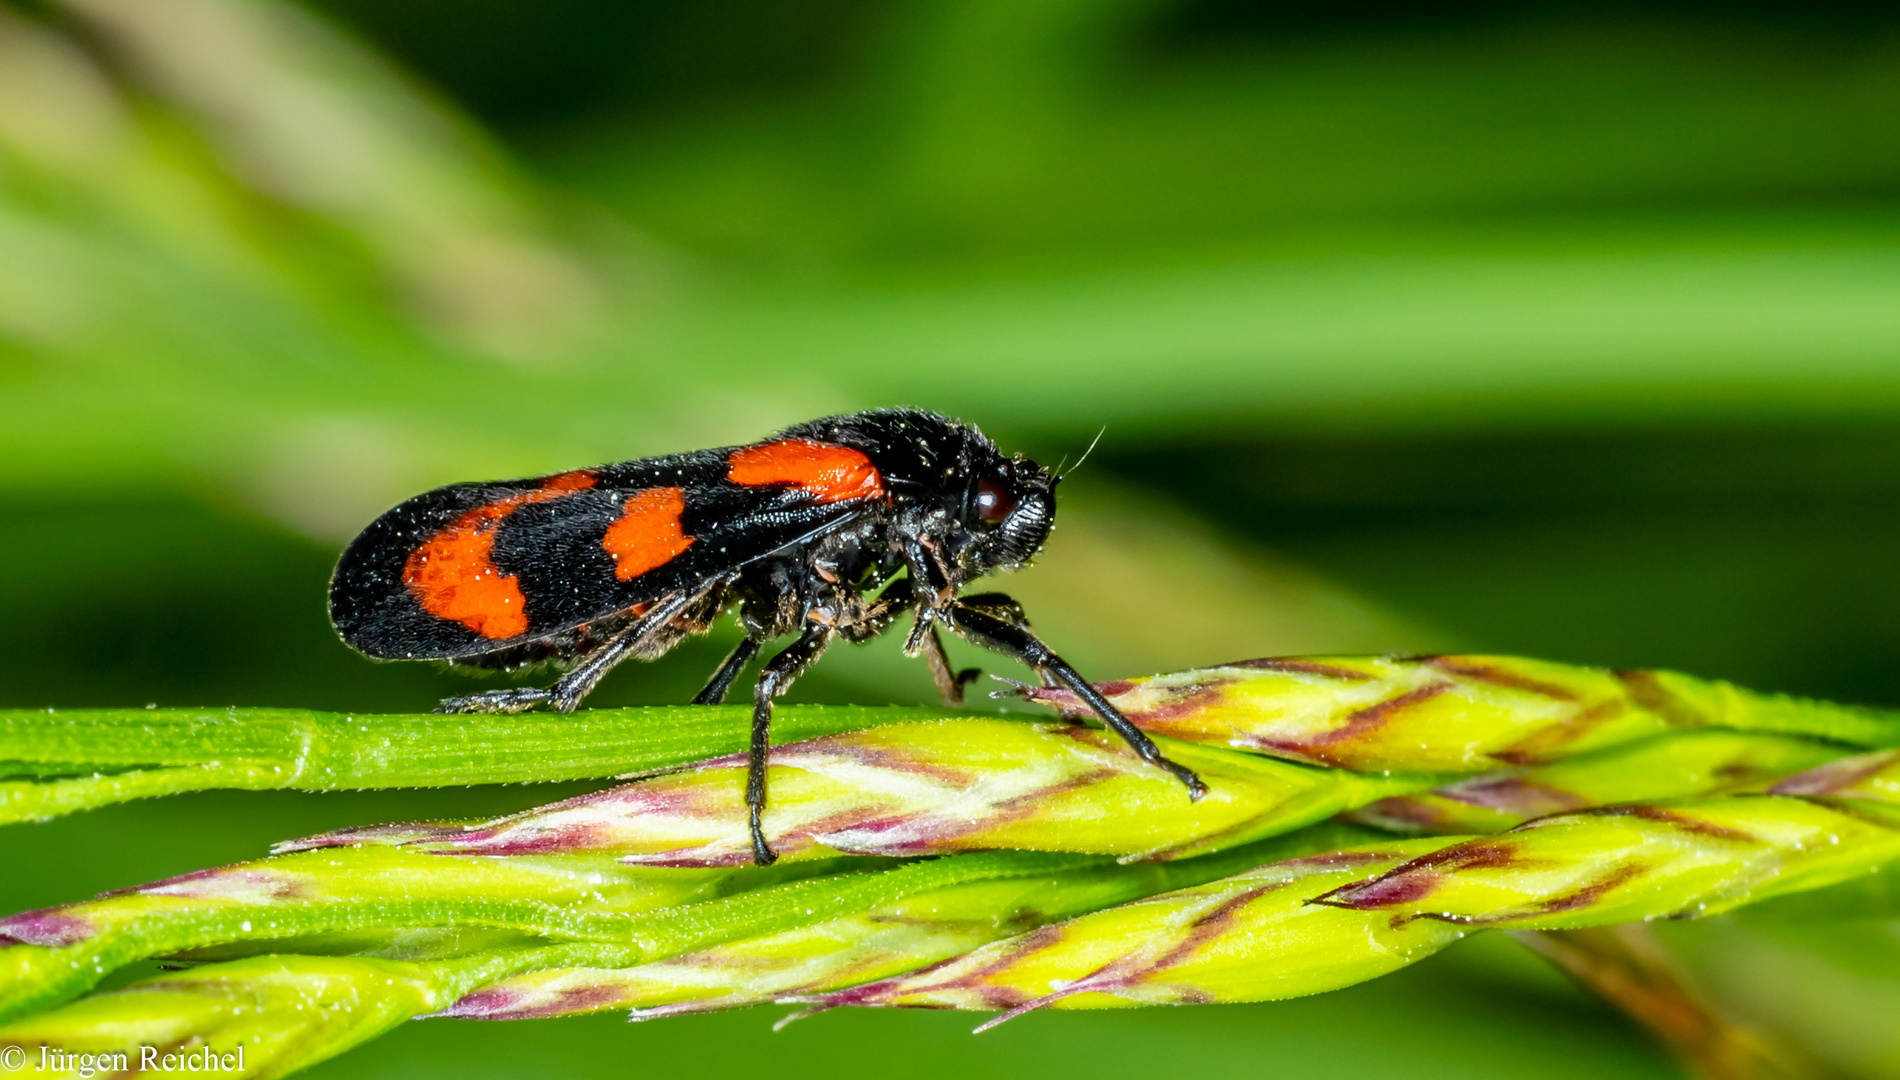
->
[434,688,555,714]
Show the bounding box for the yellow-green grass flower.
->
[818,761,1900,1023]
[808,838,1469,1024]
[1011,655,1896,773]
[1346,730,1845,833]
[282,719,1418,866]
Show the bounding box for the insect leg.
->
[693,636,762,705]
[437,623,643,714]
[919,622,980,705]
[940,598,1208,801]
[954,592,1031,625]
[854,576,916,634]
[434,685,555,714]
[434,632,626,713]
[902,538,955,603]
[838,575,917,647]
[839,576,980,703]
[436,589,705,715]
[746,624,835,865]
[946,593,1056,687]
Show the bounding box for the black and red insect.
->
[330,408,1206,863]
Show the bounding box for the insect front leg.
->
[746,624,835,865]
[942,591,1060,690]
[940,596,1208,801]
[938,593,1064,688]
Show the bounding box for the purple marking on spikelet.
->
[0,909,95,947]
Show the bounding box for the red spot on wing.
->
[727,439,885,503]
[538,470,599,494]
[602,487,695,581]
[403,470,598,640]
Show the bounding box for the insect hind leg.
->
[436,622,641,714]
[435,686,554,714]
[436,585,721,715]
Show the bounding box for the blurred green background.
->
[4,0,1900,1075]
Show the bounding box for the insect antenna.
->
[1055,426,1107,482]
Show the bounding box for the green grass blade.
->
[0,704,952,824]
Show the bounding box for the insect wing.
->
[330,450,880,660]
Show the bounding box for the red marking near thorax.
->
[403,470,597,640]
[727,439,884,503]
[603,487,694,581]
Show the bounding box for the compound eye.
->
[973,477,1016,525]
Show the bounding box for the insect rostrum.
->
[328,408,1207,863]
